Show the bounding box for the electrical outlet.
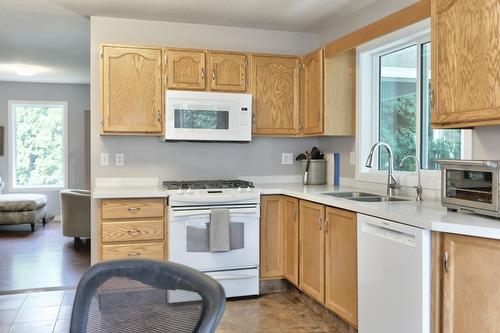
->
[115,153,124,166]
[100,153,109,166]
[350,152,356,166]
[282,153,294,165]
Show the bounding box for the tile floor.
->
[0,290,74,333]
[0,290,339,333]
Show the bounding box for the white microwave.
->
[165,90,252,142]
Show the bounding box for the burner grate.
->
[162,179,254,190]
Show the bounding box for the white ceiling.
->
[50,0,377,33]
[0,0,89,84]
[0,0,380,84]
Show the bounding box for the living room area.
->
[0,0,91,294]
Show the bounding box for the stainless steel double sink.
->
[321,191,409,202]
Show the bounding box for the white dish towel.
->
[209,208,230,252]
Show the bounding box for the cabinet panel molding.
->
[209,52,247,92]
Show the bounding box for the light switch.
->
[100,153,109,166]
[115,153,124,166]
[282,153,294,165]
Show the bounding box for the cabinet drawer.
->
[102,242,164,261]
[102,220,164,243]
[101,198,164,220]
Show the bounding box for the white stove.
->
[163,180,260,298]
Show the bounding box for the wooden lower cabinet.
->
[283,197,299,286]
[325,207,357,327]
[299,200,325,303]
[260,195,284,278]
[433,232,500,333]
[100,198,167,261]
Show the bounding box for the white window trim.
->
[8,100,69,192]
[355,19,473,190]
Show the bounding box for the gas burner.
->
[162,179,254,190]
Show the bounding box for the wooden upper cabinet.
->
[324,49,356,136]
[251,55,300,135]
[208,52,247,92]
[260,195,284,279]
[283,196,299,286]
[101,46,163,135]
[325,207,357,327]
[301,49,324,135]
[434,233,500,333]
[431,0,500,128]
[299,200,325,303]
[167,49,206,90]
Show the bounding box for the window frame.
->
[355,19,473,190]
[8,100,69,192]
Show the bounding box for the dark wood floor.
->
[0,221,90,293]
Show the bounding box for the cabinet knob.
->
[127,228,141,235]
[443,250,449,273]
[127,252,141,257]
[212,68,216,81]
[324,218,329,233]
[156,110,161,122]
[318,217,324,231]
[201,68,205,80]
[128,207,141,213]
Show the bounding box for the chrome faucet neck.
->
[399,155,423,201]
[365,142,398,197]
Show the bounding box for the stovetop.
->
[162,179,254,190]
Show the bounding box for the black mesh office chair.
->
[70,260,226,333]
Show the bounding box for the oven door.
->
[168,205,259,272]
[441,163,498,212]
[165,91,244,141]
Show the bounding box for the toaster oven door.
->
[442,165,498,212]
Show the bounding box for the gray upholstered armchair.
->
[60,189,90,244]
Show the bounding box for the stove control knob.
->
[186,187,193,194]
[246,187,253,192]
[237,187,243,192]
[177,188,183,195]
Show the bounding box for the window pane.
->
[379,45,417,171]
[420,42,462,170]
[13,103,65,187]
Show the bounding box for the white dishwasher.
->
[357,214,431,333]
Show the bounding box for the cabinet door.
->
[325,207,357,327]
[251,56,300,135]
[260,195,284,279]
[438,233,500,333]
[301,49,324,135]
[283,196,299,286]
[208,52,247,92]
[431,0,500,128]
[299,200,325,303]
[101,46,162,134]
[167,49,206,90]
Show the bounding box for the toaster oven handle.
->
[435,160,498,168]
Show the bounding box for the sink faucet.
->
[399,155,423,201]
[365,142,398,197]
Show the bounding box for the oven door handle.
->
[170,207,258,217]
[207,273,257,281]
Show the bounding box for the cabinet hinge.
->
[245,59,248,67]
[299,62,305,69]
[100,120,103,127]
[100,50,103,59]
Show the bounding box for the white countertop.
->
[92,177,500,240]
[256,183,500,240]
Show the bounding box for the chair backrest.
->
[70,260,226,333]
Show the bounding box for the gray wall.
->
[0,81,90,216]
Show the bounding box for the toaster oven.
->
[438,160,500,217]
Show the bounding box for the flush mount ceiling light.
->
[0,63,50,76]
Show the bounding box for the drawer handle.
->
[127,229,141,235]
[128,207,141,213]
[127,252,141,257]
